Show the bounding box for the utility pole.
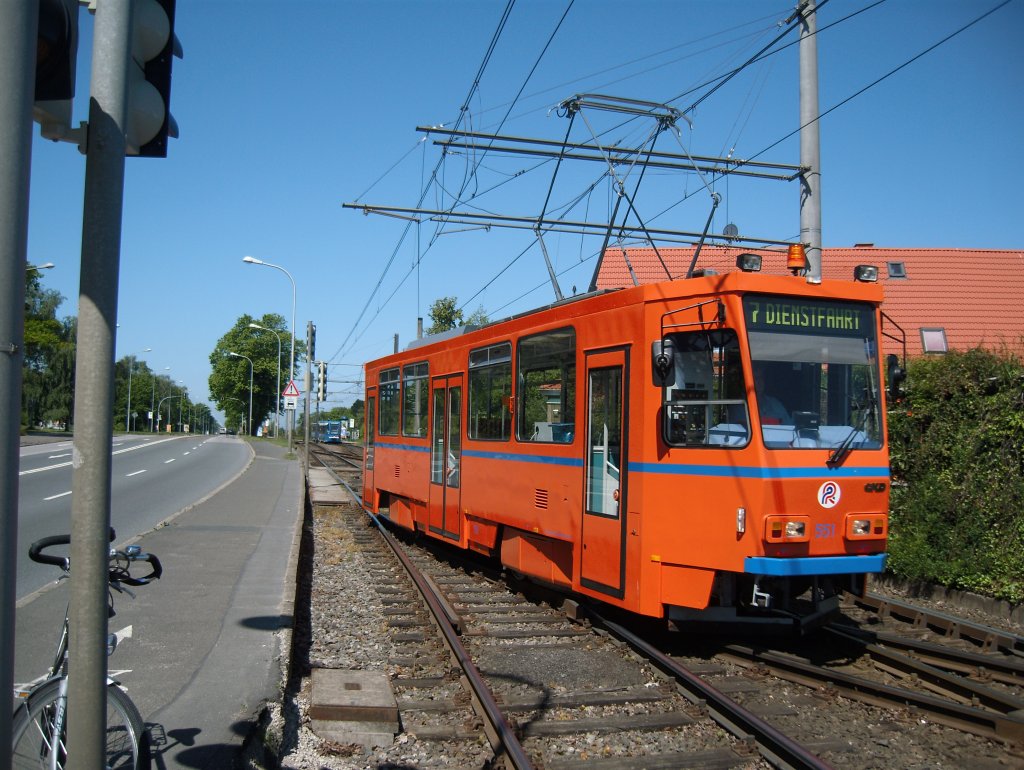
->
[68,1,132,766]
[304,321,314,472]
[799,0,823,284]
[0,4,38,765]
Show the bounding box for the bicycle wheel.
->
[11,679,150,770]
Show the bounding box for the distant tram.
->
[362,251,900,628]
[321,420,347,444]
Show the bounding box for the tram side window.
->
[468,342,512,440]
[660,330,749,448]
[517,328,576,443]
[402,362,429,437]
[379,368,400,436]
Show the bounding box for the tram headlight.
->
[735,253,762,272]
[854,264,879,282]
[846,514,888,539]
[764,515,810,543]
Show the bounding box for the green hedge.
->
[886,347,1024,603]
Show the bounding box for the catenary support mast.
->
[799,0,823,284]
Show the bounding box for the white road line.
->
[47,453,71,459]
[19,435,183,476]
[126,469,147,477]
[183,451,190,456]
[164,458,175,464]
[43,490,72,501]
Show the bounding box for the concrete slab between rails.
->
[307,467,350,505]
[309,669,399,749]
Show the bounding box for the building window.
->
[468,342,511,440]
[886,261,907,279]
[920,328,948,354]
[402,362,429,437]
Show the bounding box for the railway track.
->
[293,442,1024,768]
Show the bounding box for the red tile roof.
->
[594,245,1024,358]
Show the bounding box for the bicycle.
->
[11,530,162,769]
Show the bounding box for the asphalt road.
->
[16,433,252,598]
[13,435,303,769]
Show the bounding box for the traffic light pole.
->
[0,5,40,766]
[68,1,133,767]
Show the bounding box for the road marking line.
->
[164,458,175,464]
[20,435,183,476]
[44,490,72,501]
[183,451,190,456]
[48,453,71,459]
[126,469,147,477]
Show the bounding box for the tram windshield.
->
[743,295,882,452]
[658,329,750,448]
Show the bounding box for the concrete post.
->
[799,0,823,284]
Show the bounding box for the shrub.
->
[886,347,1024,603]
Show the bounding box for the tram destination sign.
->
[743,295,874,338]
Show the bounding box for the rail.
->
[587,610,833,770]
[851,590,1024,656]
[308,450,535,770]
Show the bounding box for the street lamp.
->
[229,352,254,436]
[125,347,152,432]
[26,261,55,271]
[176,381,185,432]
[157,393,176,432]
[248,322,284,438]
[242,256,295,446]
[151,366,170,431]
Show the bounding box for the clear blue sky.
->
[26,0,1024,418]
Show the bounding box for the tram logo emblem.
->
[817,481,841,509]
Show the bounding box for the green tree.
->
[208,313,298,435]
[426,296,463,334]
[466,305,490,327]
[349,398,364,430]
[38,317,77,430]
[22,269,69,429]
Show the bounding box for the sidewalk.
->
[127,439,304,770]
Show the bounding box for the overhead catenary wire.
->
[334,0,577,363]
[342,0,1005,365]
[745,0,1016,163]
[339,6,797,360]
[329,0,519,364]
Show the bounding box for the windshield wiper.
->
[827,396,875,468]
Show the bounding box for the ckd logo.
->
[818,481,841,509]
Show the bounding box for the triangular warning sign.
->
[282,380,300,397]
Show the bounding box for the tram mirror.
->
[652,339,675,388]
[886,353,906,402]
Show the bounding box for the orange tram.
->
[362,254,899,629]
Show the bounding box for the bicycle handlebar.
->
[112,553,163,586]
[28,533,72,568]
[28,529,162,585]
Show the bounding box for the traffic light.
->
[307,322,316,363]
[127,0,182,157]
[317,362,327,402]
[34,0,79,141]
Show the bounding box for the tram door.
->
[364,389,376,509]
[580,348,628,598]
[428,375,463,540]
